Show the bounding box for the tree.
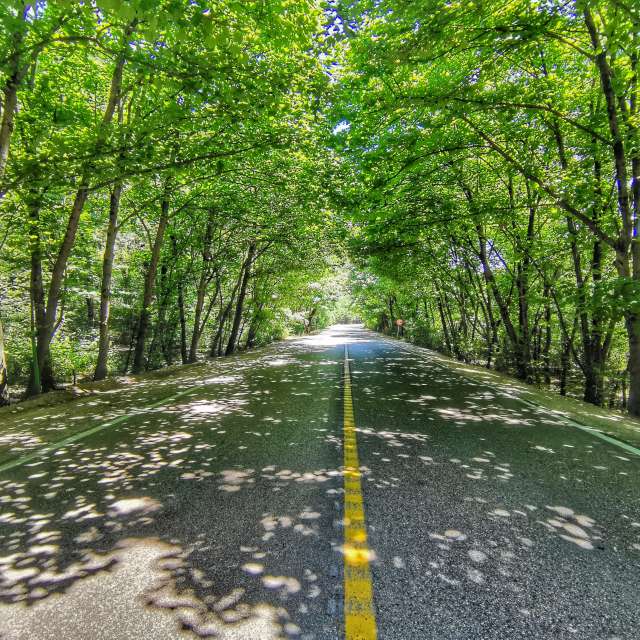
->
[330,0,636,411]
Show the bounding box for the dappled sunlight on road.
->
[0,336,350,639]
[341,332,640,638]
[0,328,358,465]
[1,326,639,639]
[298,324,369,349]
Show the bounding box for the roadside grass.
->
[392,335,640,450]
[0,340,297,466]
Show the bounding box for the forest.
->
[0,1,639,416]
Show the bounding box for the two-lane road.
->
[1,326,639,639]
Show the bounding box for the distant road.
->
[1,325,638,639]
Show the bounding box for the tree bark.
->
[225,242,256,356]
[30,28,133,390]
[94,181,122,380]
[0,5,30,184]
[475,224,529,380]
[188,213,216,362]
[437,295,453,355]
[584,8,640,414]
[625,313,640,415]
[542,283,552,386]
[514,181,535,382]
[132,184,171,373]
[178,280,188,365]
[210,294,235,357]
[0,317,9,406]
[26,191,55,394]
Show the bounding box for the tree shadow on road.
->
[0,343,346,639]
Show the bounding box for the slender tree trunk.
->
[515,182,535,382]
[305,306,317,335]
[476,224,528,380]
[188,211,216,361]
[178,280,188,365]
[210,294,235,357]
[31,34,131,388]
[225,243,256,356]
[0,72,20,184]
[147,263,170,368]
[542,283,552,386]
[471,267,497,369]
[94,182,122,380]
[26,192,56,394]
[625,313,640,415]
[122,328,135,375]
[212,302,231,356]
[437,296,453,355]
[559,342,570,397]
[387,296,396,330]
[162,320,178,366]
[132,185,170,373]
[189,270,209,362]
[0,317,8,406]
[0,10,27,406]
[0,8,28,184]
[0,8,65,197]
[189,276,220,362]
[86,297,95,326]
[609,379,620,409]
[443,294,462,360]
[584,9,640,414]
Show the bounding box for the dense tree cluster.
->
[333,0,640,414]
[0,0,341,402]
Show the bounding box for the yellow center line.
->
[342,344,377,640]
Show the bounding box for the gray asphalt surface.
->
[0,325,639,639]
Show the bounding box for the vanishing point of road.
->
[0,326,639,639]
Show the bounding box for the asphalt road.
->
[0,325,639,639]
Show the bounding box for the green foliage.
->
[0,0,637,415]
[0,0,341,394]
[330,0,638,409]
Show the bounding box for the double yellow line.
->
[342,345,377,639]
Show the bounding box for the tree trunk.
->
[542,284,552,386]
[0,8,65,195]
[304,306,317,335]
[584,8,640,414]
[26,192,55,394]
[94,181,122,380]
[559,341,570,397]
[190,276,220,362]
[625,313,640,416]
[31,35,131,388]
[437,296,453,355]
[189,271,208,362]
[225,243,256,356]
[0,8,28,184]
[515,182,535,382]
[188,210,217,361]
[147,263,170,368]
[132,185,171,373]
[0,70,20,184]
[0,317,9,406]
[476,224,529,380]
[178,280,188,365]
[210,297,233,357]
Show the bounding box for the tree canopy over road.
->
[1,0,639,417]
